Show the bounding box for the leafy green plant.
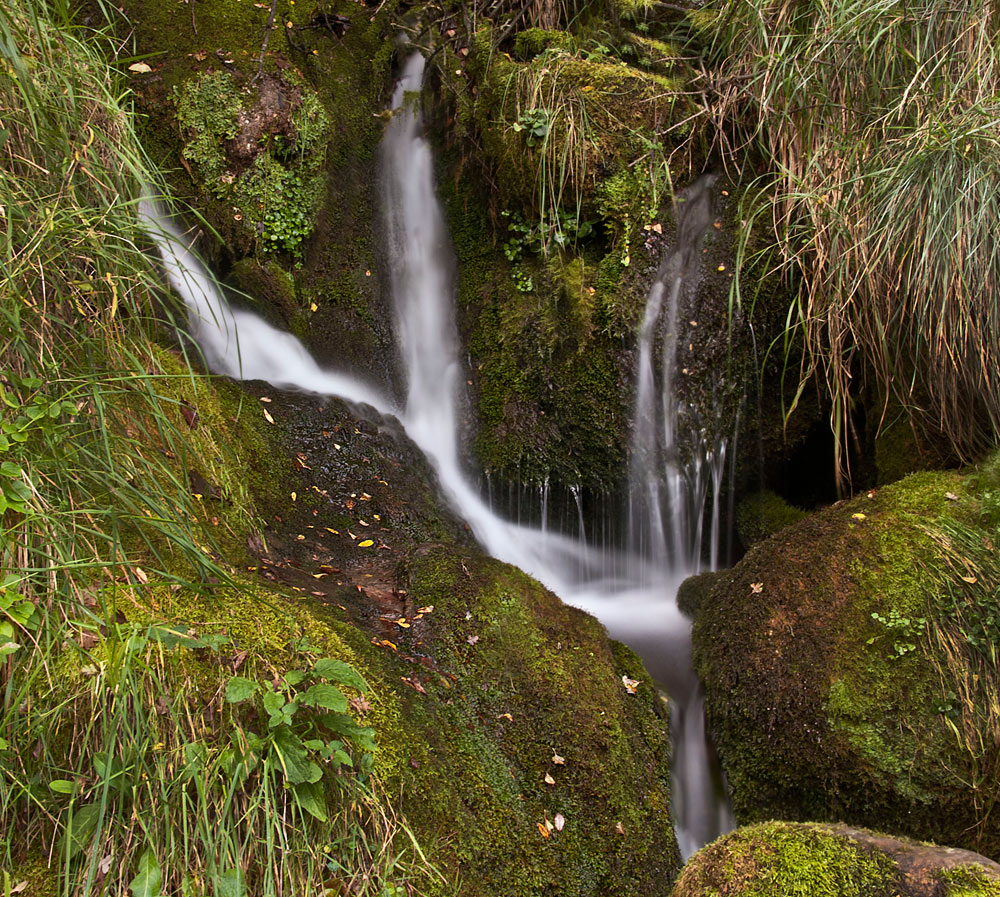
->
[224,657,375,821]
[512,107,552,147]
[868,609,926,660]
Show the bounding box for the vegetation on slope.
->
[0,2,420,892]
[692,0,1000,489]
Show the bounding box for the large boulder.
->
[693,460,1000,857]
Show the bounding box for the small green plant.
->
[225,656,375,820]
[512,107,552,147]
[868,609,926,660]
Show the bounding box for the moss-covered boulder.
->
[693,460,1000,857]
[734,489,808,547]
[670,821,1000,897]
[234,384,684,894]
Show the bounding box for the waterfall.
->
[629,175,721,575]
[143,50,732,861]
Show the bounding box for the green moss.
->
[677,571,723,618]
[670,822,899,897]
[380,548,681,896]
[2,856,57,897]
[941,865,1000,897]
[174,70,330,256]
[513,28,575,60]
[124,0,401,377]
[735,490,808,545]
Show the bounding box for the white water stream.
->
[143,51,732,860]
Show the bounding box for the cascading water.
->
[143,50,732,861]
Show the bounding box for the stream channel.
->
[145,51,734,860]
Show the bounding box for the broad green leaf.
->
[60,802,101,858]
[313,658,368,692]
[320,713,378,753]
[225,676,259,703]
[0,461,21,477]
[48,779,76,794]
[262,689,285,726]
[292,781,328,822]
[129,849,162,897]
[271,727,322,784]
[283,669,307,687]
[215,868,246,897]
[299,683,348,713]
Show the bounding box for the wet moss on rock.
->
[692,459,1000,856]
[671,821,1000,897]
[734,490,808,547]
[670,822,899,897]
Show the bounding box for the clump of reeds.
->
[700,0,1000,490]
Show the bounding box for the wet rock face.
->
[219,381,683,897]
[691,461,1000,857]
[670,822,1000,897]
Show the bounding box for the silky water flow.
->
[143,51,733,860]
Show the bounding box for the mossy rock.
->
[676,571,723,619]
[692,460,1000,856]
[670,821,1000,897]
[237,388,683,893]
[122,0,402,388]
[734,490,808,547]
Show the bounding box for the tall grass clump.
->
[0,1,422,893]
[697,0,1000,490]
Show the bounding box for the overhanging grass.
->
[696,0,1000,490]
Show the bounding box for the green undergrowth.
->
[0,2,418,893]
[440,157,632,487]
[174,70,330,256]
[435,12,705,275]
[693,457,1000,855]
[670,822,899,897]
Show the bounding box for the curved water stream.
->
[144,51,732,859]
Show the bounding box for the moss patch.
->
[735,490,809,547]
[670,822,899,897]
[122,0,402,385]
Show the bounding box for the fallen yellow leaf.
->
[358,539,374,548]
